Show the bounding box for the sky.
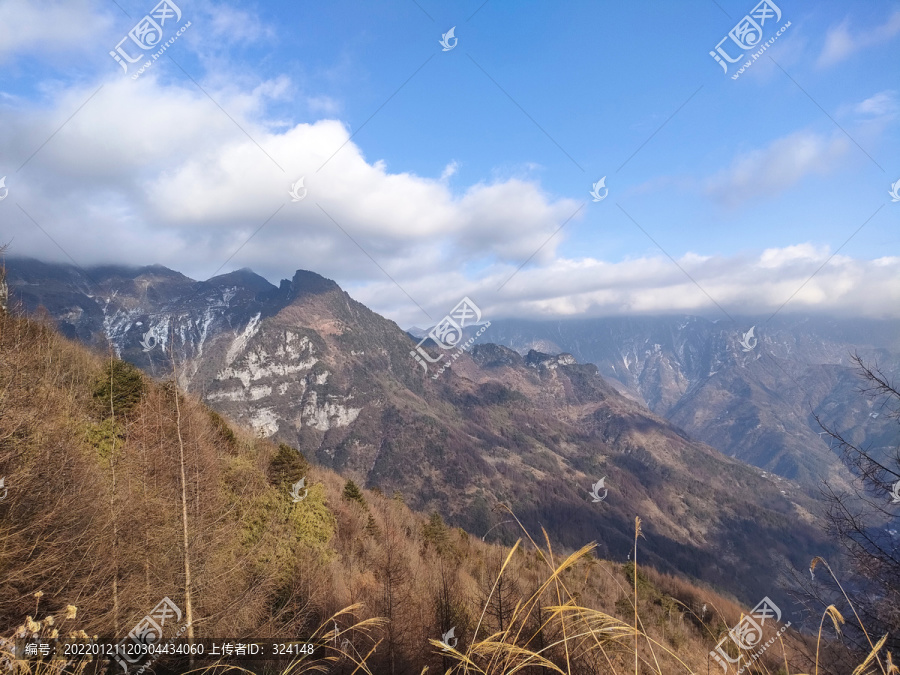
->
[0,0,898,328]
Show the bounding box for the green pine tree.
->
[423,512,448,552]
[92,359,146,416]
[269,443,309,489]
[342,479,366,506]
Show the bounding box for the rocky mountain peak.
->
[282,269,342,300]
[470,343,524,369]
[207,268,276,293]
[525,349,577,369]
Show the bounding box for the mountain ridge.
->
[4,257,840,607]
[481,315,900,491]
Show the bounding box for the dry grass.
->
[3,531,895,674]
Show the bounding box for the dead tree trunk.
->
[171,347,195,665]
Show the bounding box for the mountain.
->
[0,304,821,674]
[479,316,900,492]
[4,258,837,607]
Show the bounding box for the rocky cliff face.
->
[4,258,426,457]
[5,258,839,606]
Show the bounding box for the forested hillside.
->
[0,295,830,674]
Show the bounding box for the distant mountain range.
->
[4,258,849,607]
[481,316,900,493]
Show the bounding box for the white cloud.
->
[0,68,579,296]
[307,95,340,116]
[0,0,115,63]
[758,243,828,268]
[355,247,900,327]
[440,161,459,182]
[853,91,898,118]
[3,69,895,329]
[817,11,900,67]
[705,131,849,207]
[0,1,896,333]
[207,4,274,45]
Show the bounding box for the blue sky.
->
[0,0,898,326]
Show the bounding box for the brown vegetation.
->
[0,309,892,673]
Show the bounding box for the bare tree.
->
[108,354,121,636]
[373,499,413,675]
[476,548,519,635]
[815,353,900,653]
[170,342,195,662]
[0,243,8,314]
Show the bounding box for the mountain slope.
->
[1,292,822,675]
[4,259,838,608]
